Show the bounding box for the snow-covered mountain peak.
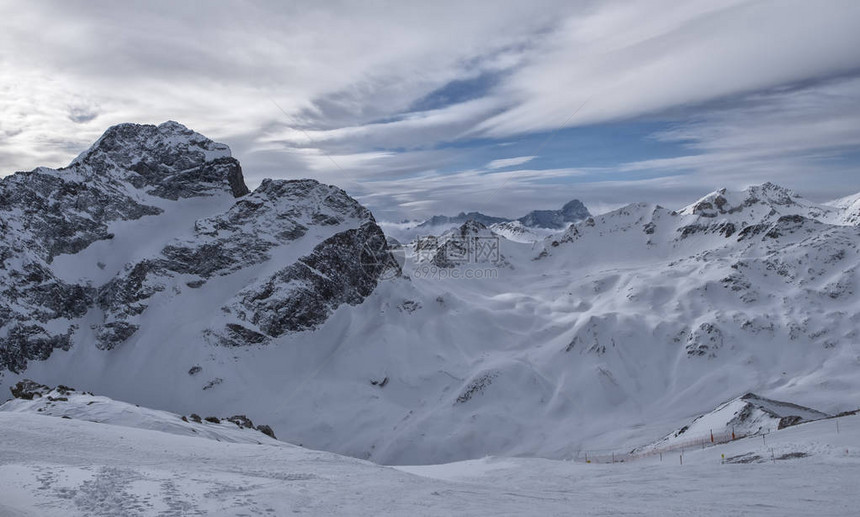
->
[249,178,373,224]
[553,201,662,243]
[490,220,562,243]
[445,219,496,239]
[680,183,781,218]
[0,122,396,370]
[636,393,830,453]
[680,182,830,221]
[67,121,247,199]
[70,121,231,167]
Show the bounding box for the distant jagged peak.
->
[444,219,499,240]
[744,181,797,204]
[585,201,660,224]
[418,198,591,231]
[517,199,591,229]
[417,211,510,229]
[561,198,589,216]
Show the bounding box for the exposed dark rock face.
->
[214,221,398,345]
[70,121,249,199]
[0,121,252,371]
[92,178,390,350]
[1,121,391,370]
[685,323,723,358]
[0,167,163,260]
[256,424,277,439]
[0,324,77,374]
[9,379,51,400]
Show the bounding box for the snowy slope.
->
[0,381,277,444]
[1,404,859,515]
[636,393,830,453]
[826,191,860,225]
[489,220,562,243]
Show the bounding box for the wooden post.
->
[680,454,683,465]
[710,429,714,443]
[660,452,662,462]
[762,434,766,446]
[836,420,840,434]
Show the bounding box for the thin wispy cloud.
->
[486,156,536,170]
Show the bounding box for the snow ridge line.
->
[576,429,747,464]
[575,413,857,464]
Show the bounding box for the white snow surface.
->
[0,387,276,445]
[635,393,830,453]
[489,220,563,243]
[0,403,858,515]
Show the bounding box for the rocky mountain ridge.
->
[0,121,396,371]
[416,198,591,231]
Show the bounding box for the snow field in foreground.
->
[0,411,858,516]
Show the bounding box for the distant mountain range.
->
[417,199,591,230]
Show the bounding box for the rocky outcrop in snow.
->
[2,380,278,443]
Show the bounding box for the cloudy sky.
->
[2,0,860,220]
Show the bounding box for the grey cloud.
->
[1,0,859,221]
